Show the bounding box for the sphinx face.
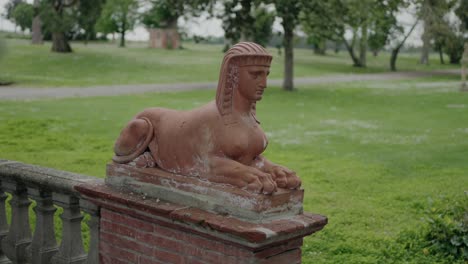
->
[237,65,270,101]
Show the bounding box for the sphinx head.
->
[216,42,272,119]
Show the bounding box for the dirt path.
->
[0,69,459,100]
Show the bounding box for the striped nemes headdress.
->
[215,42,272,122]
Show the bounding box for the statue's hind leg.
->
[113,117,154,164]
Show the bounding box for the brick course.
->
[100,209,304,263]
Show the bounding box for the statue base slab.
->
[106,163,304,222]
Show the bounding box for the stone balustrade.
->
[0,160,102,264]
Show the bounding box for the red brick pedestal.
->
[76,164,327,264]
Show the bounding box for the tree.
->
[444,32,464,64]
[301,0,345,55]
[11,2,34,33]
[251,5,275,47]
[220,0,256,47]
[302,0,399,68]
[3,0,23,31]
[31,0,43,44]
[220,1,274,48]
[368,7,397,56]
[76,0,105,44]
[270,0,302,91]
[417,0,452,65]
[455,0,468,31]
[141,0,214,49]
[39,0,77,52]
[96,0,139,47]
[390,19,419,71]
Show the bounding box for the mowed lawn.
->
[0,79,466,263]
[0,38,459,87]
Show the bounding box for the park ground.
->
[0,38,467,263]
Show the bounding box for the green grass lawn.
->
[0,38,459,87]
[0,79,466,263]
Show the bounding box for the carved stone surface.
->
[0,184,11,264]
[2,183,32,264]
[76,182,327,248]
[106,163,304,221]
[112,42,301,194]
[80,200,99,264]
[51,194,87,264]
[29,189,59,264]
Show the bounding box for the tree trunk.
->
[283,24,294,91]
[334,41,340,54]
[120,18,126,47]
[313,39,326,55]
[31,0,42,44]
[390,48,399,71]
[31,16,43,44]
[449,54,460,64]
[389,20,418,72]
[342,36,363,67]
[84,32,89,45]
[359,23,368,67]
[51,32,72,52]
[438,47,445,64]
[419,21,430,64]
[119,31,125,47]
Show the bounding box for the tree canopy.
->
[96,0,139,47]
[11,2,34,32]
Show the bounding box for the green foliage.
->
[2,0,22,21]
[270,0,302,35]
[11,2,34,32]
[367,1,399,54]
[443,32,465,64]
[381,193,468,263]
[96,0,139,47]
[220,0,256,44]
[221,1,275,47]
[455,0,468,31]
[252,5,275,47]
[301,0,345,54]
[423,193,468,260]
[76,0,105,42]
[141,0,179,29]
[39,0,75,34]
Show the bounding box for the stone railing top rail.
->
[0,159,102,196]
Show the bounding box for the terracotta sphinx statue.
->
[112,42,301,194]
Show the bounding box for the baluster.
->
[52,194,87,264]
[0,183,12,264]
[2,182,32,264]
[29,189,59,264]
[80,200,99,264]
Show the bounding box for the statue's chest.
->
[223,123,268,162]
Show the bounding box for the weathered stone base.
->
[76,183,327,264]
[106,163,304,222]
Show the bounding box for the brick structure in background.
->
[148,28,180,49]
[76,172,327,264]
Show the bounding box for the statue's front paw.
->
[243,168,277,194]
[271,166,301,189]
